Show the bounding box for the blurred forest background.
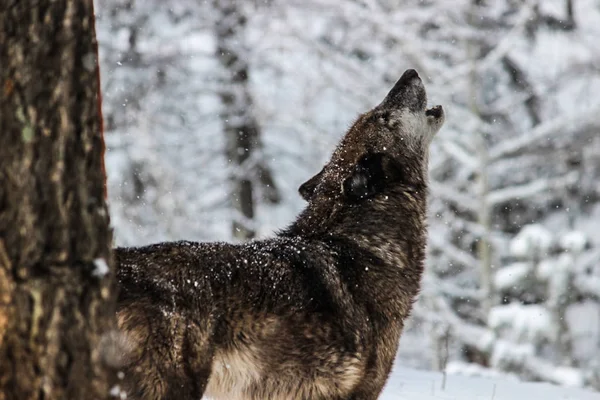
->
[95,0,600,390]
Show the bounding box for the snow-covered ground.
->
[380,366,599,400]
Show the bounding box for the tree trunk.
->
[0,1,117,399]
[214,0,280,241]
[468,0,495,321]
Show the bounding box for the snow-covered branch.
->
[487,171,579,206]
[431,297,590,387]
[439,139,479,170]
[429,233,480,270]
[430,182,478,213]
[489,106,600,161]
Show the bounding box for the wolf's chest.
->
[203,341,363,400]
[204,349,262,400]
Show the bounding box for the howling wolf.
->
[114,69,445,400]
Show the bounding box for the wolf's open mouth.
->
[425,105,443,118]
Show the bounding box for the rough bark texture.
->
[0,1,116,399]
[214,0,280,240]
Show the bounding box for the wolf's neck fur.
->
[280,183,428,324]
[282,184,428,273]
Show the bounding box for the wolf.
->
[114,69,445,400]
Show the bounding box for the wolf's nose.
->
[380,69,426,112]
[400,69,420,83]
[386,69,423,99]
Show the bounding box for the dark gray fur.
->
[114,69,445,400]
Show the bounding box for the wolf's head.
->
[299,69,444,206]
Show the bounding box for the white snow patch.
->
[446,361,519,380]
[567,300,600,364]
[109,384,127,399]
[488,303,555,343]
[378,365,597,399]
[523,358,585,388]
[93,258,110,278]
[510,224,553,258]
[560,231,588,253]
[490,340,535,369]
[109,385,120,396]
[536,259,556,281]
[494,262,531,291]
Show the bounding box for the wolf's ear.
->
[342,153,386,202]
[299,167,325,201]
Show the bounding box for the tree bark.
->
[214,0,280,241]
[0,1,117,399]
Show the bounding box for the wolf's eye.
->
[375,112,399,129]
[377,112,391,126]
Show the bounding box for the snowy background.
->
[95,0,600,394]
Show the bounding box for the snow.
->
[567,301,600,365]
[575,274,600,303]
[509,224,553,258]
[378,366,598,400]
[92,258,110,278]
[537,259,557,281]
[494,262,530,291]
[488,303,555,343]
[521,358,586,388]
[109,385,120,397]
[109,384,127,399]
[445,361,518,381]
[560,231,588,253]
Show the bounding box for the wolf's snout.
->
[381,69,427,112]
[397,69,421,86]
[387,69,422,97]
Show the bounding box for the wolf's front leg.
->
[117,303,215,400]
[346,391,381,400]
[345,368,390,400]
